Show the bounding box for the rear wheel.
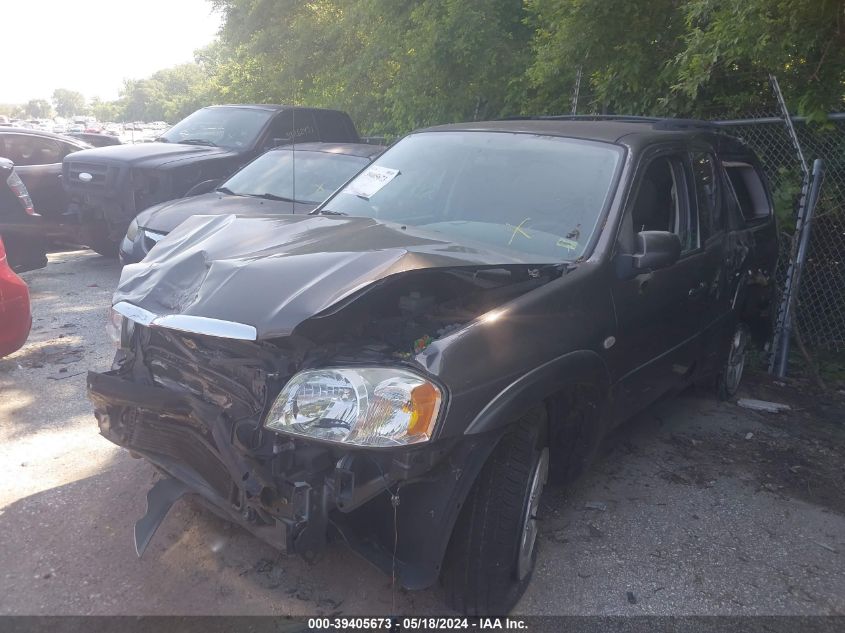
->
[717,322,749,400]
[441,407,548,615]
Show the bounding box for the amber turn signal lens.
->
[408,382,441,438]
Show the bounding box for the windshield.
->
[322,131,622,260]
[159,107,273,149]
[221,149,371,203]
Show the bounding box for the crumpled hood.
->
[114,214,539,339]
[137,193,316,233]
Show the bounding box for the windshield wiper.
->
[256,193,298,203]
[318,209,347,216]
[216,186,236,195]
[178,139,217,147]
[154,137,169,143]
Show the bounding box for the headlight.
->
[265,367,442,447]
[106,307,135,349]
[125,218,140,241]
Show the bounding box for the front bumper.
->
[88,370,309,554]
[87,368,499,589]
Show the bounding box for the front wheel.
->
[83,221,119,258]
[441,407,548,615]
[717,322,749,400]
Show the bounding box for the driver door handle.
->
[688,281,707,297]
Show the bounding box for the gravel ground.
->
[1,249,843,616]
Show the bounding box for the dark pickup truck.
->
[62,105,360,255]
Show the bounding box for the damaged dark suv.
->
[88,117,777,615]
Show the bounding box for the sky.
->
[2,0,222,104]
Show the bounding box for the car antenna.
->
[292,106,296,210]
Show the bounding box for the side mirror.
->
[633,230,682,271]
[615,230,682,279]
[183,179,221,197]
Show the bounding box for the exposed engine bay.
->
[88,263,558,583]
[300,265,557,355]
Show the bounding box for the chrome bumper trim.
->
[113,301,258,341]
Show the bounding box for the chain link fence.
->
[716,114,845,351]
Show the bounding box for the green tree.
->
[23,99,52,118]
[150,63,211,121]
[115,63,211,123]
[210,0,530,135]
[94,0,845,134]
[52,88,87,118]
[0,103,25,118]
[525,0,845,118]
[89,97,120,122]
[671,0,845,119]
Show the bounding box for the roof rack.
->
[501,114,719,131]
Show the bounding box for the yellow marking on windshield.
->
[507,218,532,245]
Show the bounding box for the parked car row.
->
[0,128,92,270]
[64,104,363,254]
[0,105,362,267]
[0,105,373,358]
[0,156,47,273]
[84,115,778,615]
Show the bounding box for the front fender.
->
[332,431,502,590]
[463,349,611,435]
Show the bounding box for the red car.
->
[0,235,31,357]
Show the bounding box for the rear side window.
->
[59,141,83,159]
[691,152,723,237]
[723,162,770,222]
[266,110,319,147]
[0,134,61,166]
[315,111,356,142]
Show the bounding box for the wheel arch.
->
[390,351,613,591]
[463,349,612,436]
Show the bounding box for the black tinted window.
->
[160,107,273,149]
[724,162,770,222]
[265,110,319,147]
[0,134,61,166]
[691,152,723,236]
[315,111,354,141]
[60,141,84,158]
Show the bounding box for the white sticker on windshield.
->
[343,166,400,199]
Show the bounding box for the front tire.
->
[83,221,119,258]
[441,407,548,615]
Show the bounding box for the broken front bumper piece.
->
[87,369,499,589]
[88,370,315,556]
